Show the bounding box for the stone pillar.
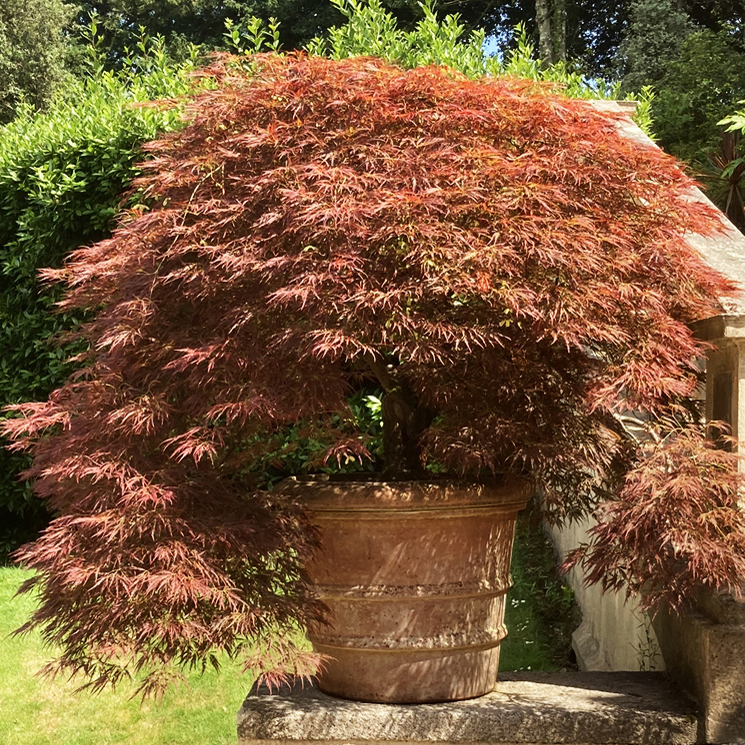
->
[650,315,745,743]
[694,315,745,454]
[653,599,745,743]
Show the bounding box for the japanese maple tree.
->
[5,53,745,696]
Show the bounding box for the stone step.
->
[237,672,700,745]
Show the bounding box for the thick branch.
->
[364,355,430,478]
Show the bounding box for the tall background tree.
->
[0,0,71,122]
[612,0,745,229]
[617,0,694,93]
[535,0,565,64]
[651,29,745,163]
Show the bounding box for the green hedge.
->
[0,39,198,560]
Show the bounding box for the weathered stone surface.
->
[237,672,698,745]
[654,607,745,744]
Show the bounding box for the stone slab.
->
[237,672,698,745]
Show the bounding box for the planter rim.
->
[278,475,532,511]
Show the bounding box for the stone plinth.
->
[237,672,698,745]
[654,603,745,744]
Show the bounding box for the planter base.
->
[311,640,502,703]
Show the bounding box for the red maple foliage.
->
[566,428,745,612]
[5,53,745,695]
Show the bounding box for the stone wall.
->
[544,517,664,673]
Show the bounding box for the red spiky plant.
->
[5,53,745,697]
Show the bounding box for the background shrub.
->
[0,0,72,123]
[0,35,199,560]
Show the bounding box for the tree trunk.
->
[381,387,430,479]
[364,355,430,478]
[536,0,554,64]
[553,0,566,62]
[536,0,567,65]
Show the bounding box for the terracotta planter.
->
[281,477,531,703]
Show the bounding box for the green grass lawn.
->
[0,517,574,744]
[0,566,252,745]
